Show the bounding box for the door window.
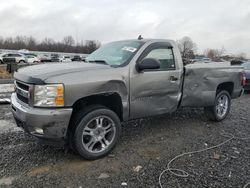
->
[144,48,175,70]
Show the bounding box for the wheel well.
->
[216,82,234,96]
[71,93,123,121]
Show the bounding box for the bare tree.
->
[15,36,26,49]
[3,37,14,49]
[204,47,226,61]
[177,36,196,61]
[26,36,37,50]
[0,36,3,47]
[236,52,247,60]
[84,40,101,54]
[62,36,75,46]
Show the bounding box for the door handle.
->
[169,76,178,81]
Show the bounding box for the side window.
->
[144,48,175,70]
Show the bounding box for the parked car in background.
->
[71,55,82,61]
[25,55,40,63]
[60,56,72,62]
[242,62,250,91]
[2,53,26,63]
[23,53,38,57]
[231,59,245,65]
[38,54,52,62]
[0,53,5,64]
[51,54,60,62]
[192,58,212,64]
[80,55,87,61]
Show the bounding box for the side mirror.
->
[137,58,160,72]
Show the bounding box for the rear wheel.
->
[204,90,231,121]
[19,60,25,64]
[72,105,121,160]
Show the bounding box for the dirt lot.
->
[0,94,250,188]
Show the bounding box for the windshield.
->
[86,40,144,66]
[243,62,250,70]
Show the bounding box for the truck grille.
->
[14,80,30,104]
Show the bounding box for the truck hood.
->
[14,62,112,84]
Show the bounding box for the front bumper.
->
[11,93,73,140]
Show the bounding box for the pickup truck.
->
[11,39,245,159]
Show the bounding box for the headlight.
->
[34,84,64,107]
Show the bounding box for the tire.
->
[72,105,121,160]
[204,90,231,121]
[19,60,25,64]
[0,60,3,64]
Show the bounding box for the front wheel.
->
[73,106,121,160]
[204,90,231,121]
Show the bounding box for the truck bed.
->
[181,62,243,107]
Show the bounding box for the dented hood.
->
[14,62,111,84]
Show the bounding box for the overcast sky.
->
[0,0,249,57]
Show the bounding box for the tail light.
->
[242,71,247,86]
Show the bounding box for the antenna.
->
[138,35,143,40]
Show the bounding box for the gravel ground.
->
[0,94,250,188]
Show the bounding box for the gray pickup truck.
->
[11,39,244,159]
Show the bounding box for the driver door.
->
[129,42,183,119]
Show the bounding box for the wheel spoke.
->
[96,117,104,127]
[220,108,224,115]
[84,126,94,132]
[222,99,226,105]
[82,131,93,136]
[86,138,96,151]
[224,100,228,107]
[218,97,222,104]
[104,123,113,134]
[100,138,110,148]
[83,132,90,136]
[216,106,221,114]
[82,126,94,136]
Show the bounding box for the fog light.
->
[34,128,44,134]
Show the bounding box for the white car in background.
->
[0,53,27,64]
[25,55,40,63]
[0,53,4,64]
[60,56,72,62]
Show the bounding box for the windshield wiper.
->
[88,60,109,65]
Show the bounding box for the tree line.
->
[0,35,101,54]
[177,36,247,64]
[0,35,247,61]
